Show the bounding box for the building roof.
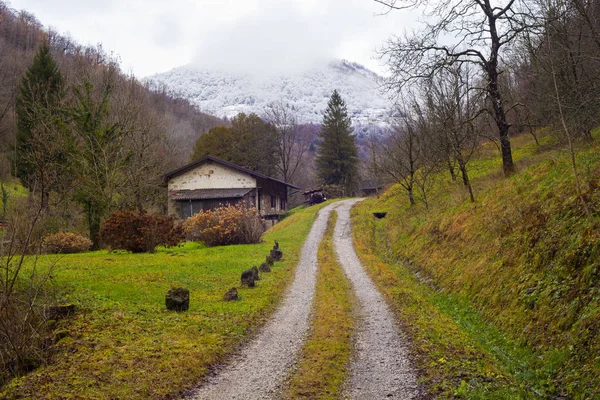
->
[169,188,254,201]
[163,155,300,189]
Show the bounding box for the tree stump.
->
[259,262,271,272]
[223,287,239,301]
[270,249,283,261]
[46,304,76,320]
[165,287,190,311]
[241,269,256,287]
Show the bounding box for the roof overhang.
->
[169,188,254,201]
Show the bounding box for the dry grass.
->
[352,131,600,398]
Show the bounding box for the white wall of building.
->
[168,161,256,190]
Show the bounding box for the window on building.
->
[270,195,276,208]
[280,197,286,211]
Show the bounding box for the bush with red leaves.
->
[100,211,183,253]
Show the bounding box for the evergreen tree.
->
[14,40,70,209]
[315,90,359,196]
[191,113,279,176]
[71,74,127,249]
[191,126,236,162]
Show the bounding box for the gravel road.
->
[334,199,420,399]
[191,202,340,400]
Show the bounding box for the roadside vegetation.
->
[284,212,356,399]
[0,203,328,399]
[353,131,600,398]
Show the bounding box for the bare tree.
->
[424,65,483,202]
[111,75,168,212]
[0,38,21,178]
[534,0,599,141]
[377,0,539,176]
[569,0,600,52]
[263,101,310,184]
[374,101,424,206]
[0,200,58,385]
[540,0,593,217]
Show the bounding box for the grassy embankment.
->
[1,202,330,399]
[352,131,600,398]
[0,180,27,220]
[284,211,356,399]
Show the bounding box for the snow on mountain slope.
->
[148,60,392,130]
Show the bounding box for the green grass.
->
[352,131,600,398]
[284,212,356,399]
[1,202,331,399]
[0,180,27,219]
[351,210,526,398]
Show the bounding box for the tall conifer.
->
[315,90,359,196]
[15,40,68,208]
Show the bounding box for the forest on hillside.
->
[0,1,224,183]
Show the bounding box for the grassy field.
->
[284,212,356,399]
[1,203,329,399]
[352,131,600,398]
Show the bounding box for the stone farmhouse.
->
[164,156,299,220]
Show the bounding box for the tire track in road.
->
[333,199,420,399]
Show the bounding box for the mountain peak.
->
[148,59,391,129]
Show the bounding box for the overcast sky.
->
[7,0,419,77]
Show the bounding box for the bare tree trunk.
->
[528,126,540,146]
[448,160,457,181]
[459,163,475,203]
[408,186,415,206]
[487,63,516,176]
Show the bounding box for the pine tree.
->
[315,90,359,196]
[15,40,70,209]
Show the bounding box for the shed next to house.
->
[164,156,299,221]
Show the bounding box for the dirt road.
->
[191,200,419,399]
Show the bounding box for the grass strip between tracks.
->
[284,211,356,399]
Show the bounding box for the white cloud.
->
[7,0,416,77]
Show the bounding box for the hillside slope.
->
[148,59,391,131]
[353,132,600,398]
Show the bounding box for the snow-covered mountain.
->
[148,60,391,131]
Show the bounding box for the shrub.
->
[100,211,183,253]
[1,203,61,385]
[183,204,265,246]
[43,232,92,254]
